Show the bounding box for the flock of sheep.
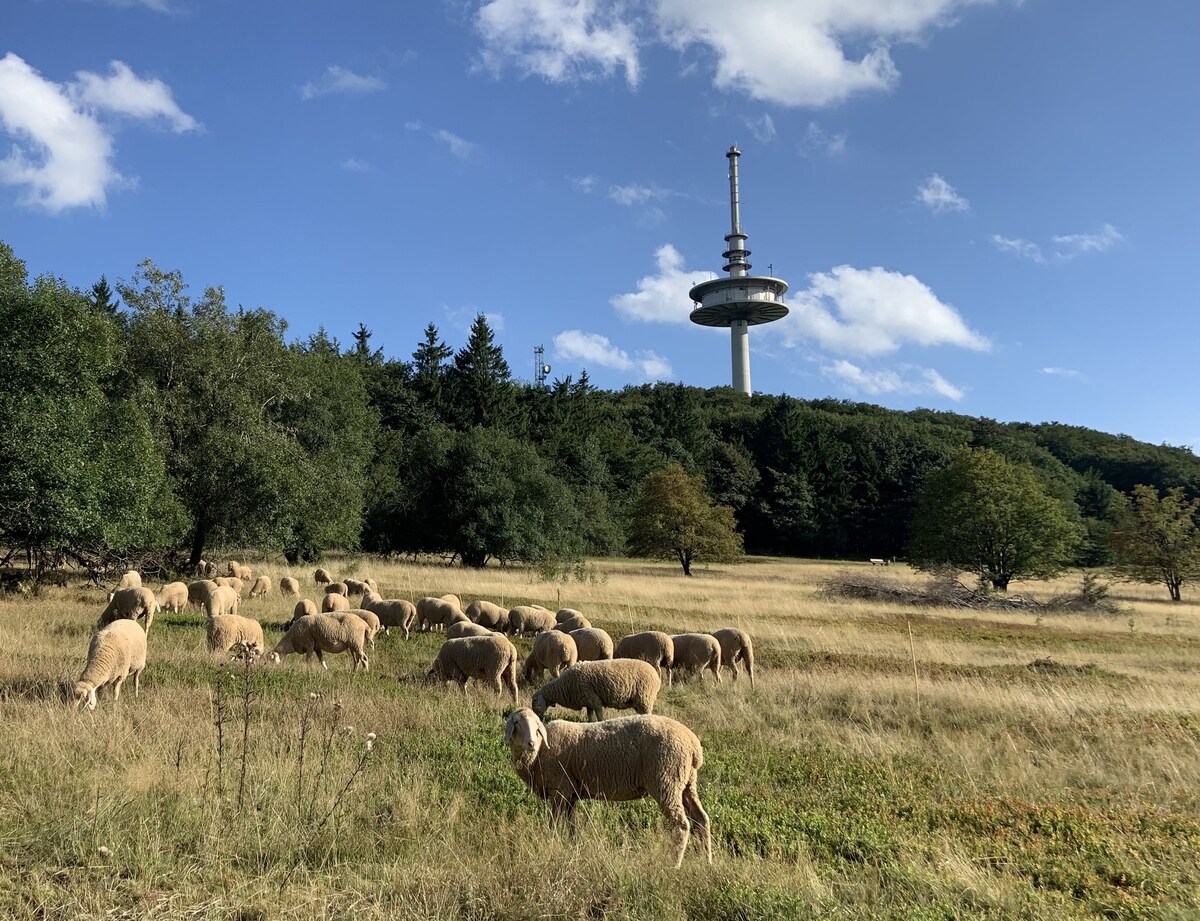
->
[71,560,758,866]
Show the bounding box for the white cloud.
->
[991,234,1044,263]
[475,0,640,87]
[1053,223,1123,259]
[610,244,717,324]
[553,330,672,379]
[569,174,598,192]
[405,121,477,159]
[799,121,846,157]
[745,113,776,143]
[782,265,989,356]
[301,66,385,100]
[0,53,197,212]
[608,183,668,206]
[1041,366,1083,379]
[916,173,968,213]
[78,0,175,10]
[823,359,965,401]
[340,158,371,172]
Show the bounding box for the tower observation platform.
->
[689,146,788,395]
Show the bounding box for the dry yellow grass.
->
[0,556,1197,920]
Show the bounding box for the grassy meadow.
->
[0,556,1197,920]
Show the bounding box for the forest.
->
[3,241,1199,579]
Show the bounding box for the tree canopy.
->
[1109,485,1200,601]
[626,463,743,576]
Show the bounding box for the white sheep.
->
[554,613,591,633]
[344,578,370,597]
[712,628,755,687]
[206,613,265,661]
[204,584,240,618]
[427,634,519,701]
[505,708,712,867]
[227,560,253,581]
[214,575,245,597]
[613,631,674,686]
[447,621,494,639]
[670,634,722,683]
[363,598,417,639]
[249,575,272,599]
[466,599,510,630]
[72,620,147,712]
[362,590,383,607]
[324,581,349,597]
[97,586,158,636]
[116,570,142,590]
[555,607,584,624]
[523,630,578,682]
[279,576,300,597]
[343,608,381,648]
[269,613,369,671]
[321,592,351,613]
[187,579,218,609]
[416,596,463,632]
[313,567,332,584]
[569,627,614,662]
[532,659,661,722]
[509,605,555,635]
[440,592,462,609]
[155,581,189,615]
[288,598,319,627]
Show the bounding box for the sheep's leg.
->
[660,795,691,869]
[664,665,673,688]
[315,649,328,670]
[682,780,713,865]
[746,657,754,689]
[133,668,142,697]
[111,676,124,703]
[710,657,721,683]
[729,658,740,681]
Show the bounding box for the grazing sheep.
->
[269,613,369,671]
[510,605,556,635]
[416,597,463,632]
[365,578,379,593]
[532,659,661,722]
[206,613,265,661]
[214,576,245,597]
[279,576,300,597]
[613,631,674,687]
[670,634,722,683]
[322,592,351,613]
[194,559,209,578]
[712,628,755,687]
[202,561,217,578]
[523,630,578,682]
[249,576,272,599]
[344,578,370,597]
[287,598,319,627]
[324,581,349,597]
[555,608,584,624]
[505,708,712,868]
[116,570,142,590]
[446,609,471,628]
[440,593,462,610]
[313,568,332,584]
[447,621,494,639]
[155,581,189,615]
[427,635,519,702]
[467,599,510,631]
[362,590,383,607]
[72,620,147,712]
[204,585,240,619]
[343,608,381,648]
[554,613,591,633]
[364,598,417,639]
[570,627,614,662]
[187,579,219,609]
[97,586,158,636]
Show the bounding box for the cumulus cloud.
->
[916,173,968,213]
[405,121,476,159]
[991,234,1044,263]
[473,0,1008,106]
[554,329,672,379]
[1053,223,1123,259]
[475,0,640,87]
[0,53,198,212]
[610,244,717,324]
[301,65,386,100]
[823,360,965,401]
[799,121,846,157]
[781,265,989,357]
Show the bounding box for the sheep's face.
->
[268,651,283,665]
[71,683,97,712]
[531,692,548,719]
[505,709,547,764]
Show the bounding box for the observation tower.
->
[689,146,788,395]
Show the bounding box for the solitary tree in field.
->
[908,448,1081,591]
[1109,485,1200,601]
[626,463,743,576]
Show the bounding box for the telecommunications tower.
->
[689,146,788,395]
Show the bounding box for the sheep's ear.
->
[536,719,548,748]
[503,716,516,743]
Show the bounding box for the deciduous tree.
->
[1109,485,1200,601]
[626,463,743,576]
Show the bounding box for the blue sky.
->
[3,1,1197,447]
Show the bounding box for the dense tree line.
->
[2,242,1199,579]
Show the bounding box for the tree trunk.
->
[188,520,207,570]
[1168,578,1182,602]
[990,573,1011,592]
[678,550,692,577]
